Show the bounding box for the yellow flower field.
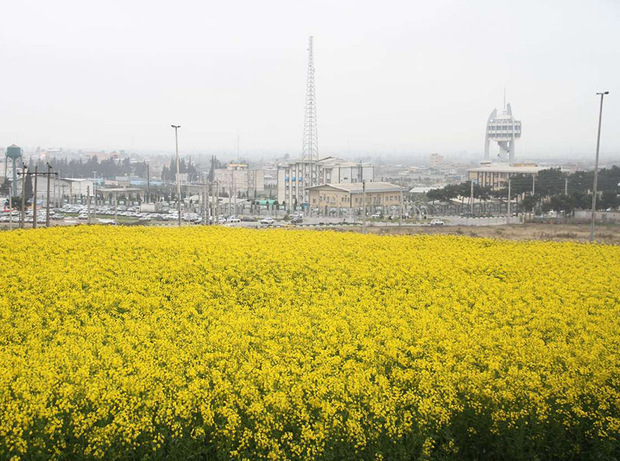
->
[0,227,618,460]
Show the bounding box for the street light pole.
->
[590,91,609,243]
[171,125,182,227]
[362,180,367,234]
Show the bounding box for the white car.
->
[430,219,445,226]
[259,218,275,226]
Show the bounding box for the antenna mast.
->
[302,36,318,165]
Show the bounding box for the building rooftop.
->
[61,178,94,182]
[468,164,543,174]
[307,181,405,194]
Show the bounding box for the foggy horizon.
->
[2,0,619,160]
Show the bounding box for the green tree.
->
[521,195,538,213]
[0,178,10,196]
[600,191,619,210]
[536,168,566,197]
[24,172,33,203]
[549,194,575,214]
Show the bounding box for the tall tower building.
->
[484,102,522,161]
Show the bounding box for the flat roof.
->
[307,181,405,194]
[97,187,143,193]
[468,165,543,174]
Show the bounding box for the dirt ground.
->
[331,222,620,245]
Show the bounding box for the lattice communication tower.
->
[302,36,318,165]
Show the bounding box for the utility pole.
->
[20,164,26,229]
[206,177,210,224]
[362,180,367,234]
[93,179,97,223]
[171,124,182,227]
[87,186,91,224]
[564,177,568,195]
[207,180,212,224]
[216,181,220,223]
[470,180,474,215]
[202,173,207,225]
[92,171,98,221]
[591,91,609,243]
[532,175,536,195]
[507,178,511,224]
[33,166,38,228]
[46,164,52,227]
[146,163,150,203]
[399,185,404,227]
[229,169,233,217]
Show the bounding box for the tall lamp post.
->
[590,91,609,243]
[171,125,182,227]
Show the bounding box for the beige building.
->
[468,162,543,190]
[307,182,405,214]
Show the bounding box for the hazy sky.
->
[1,0,619,159]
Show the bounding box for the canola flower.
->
[0,226,618,460]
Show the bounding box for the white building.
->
[55,178,95,201]
[213,163,264,197]
[277,156,374,206]
[484,103,522,161]
[468,163,543,190]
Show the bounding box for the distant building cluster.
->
[277,156,373,206]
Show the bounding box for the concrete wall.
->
[573,210,620,222]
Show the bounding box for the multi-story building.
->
[467,162,543,190]
[213,163,264,197]
[277,157,374,207]
[430,153,444,166]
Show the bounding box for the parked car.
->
[228,217,241,223]
[260,218,275,225]
[430,219,445,226]
[290,216,303,224]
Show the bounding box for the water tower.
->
[6,144,22,197]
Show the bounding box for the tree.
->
[0,178,10,196]
[510,174,532,196]
[549,194,575,214]
[571,192,591,210]
[133,161,148,179]
[600,191,620,210]
[536,168,566,197]
[24,173,33,203]
[521,195,537,213]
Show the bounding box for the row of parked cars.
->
[1,202,303,227]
